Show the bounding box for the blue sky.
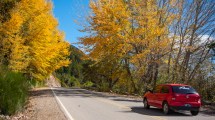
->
[52,0,90,47]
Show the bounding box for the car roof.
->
[159,84,189,86]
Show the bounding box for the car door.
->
[146,92,154,105]
[156,85,170,108]
[152,85,162,107]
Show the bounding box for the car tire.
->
[143,98,150,109]
[163,102,170,115]
[190,110,199,116]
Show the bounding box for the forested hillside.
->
[56,45,86,87]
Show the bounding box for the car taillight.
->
[198,99,201,103]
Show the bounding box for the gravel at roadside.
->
[1,87,67,120]
[27,88,67,120]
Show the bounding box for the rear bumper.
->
[170,106,200,111]
[169,101,201,111]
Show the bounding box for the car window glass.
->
[154,86,162,93]
[172,86,197,94]
[161,86,169,93]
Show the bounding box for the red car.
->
[142,84,201,115]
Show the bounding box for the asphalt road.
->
[52,87,215,120]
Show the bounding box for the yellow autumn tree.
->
[0,0,70,80]
[80,0,133,90]
[0,0,21,64]
[80,0,174,91]
[128,0,173,88]
[81,0,132,59]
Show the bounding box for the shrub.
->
[29,79,46,88]
[82,81,94,88]
[0,68,29,115]
[69,76,81,87]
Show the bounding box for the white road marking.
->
[51,87,75,120]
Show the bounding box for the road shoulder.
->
[1,87,67,120]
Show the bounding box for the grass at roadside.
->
[0,67,30,115]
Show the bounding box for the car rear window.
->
[172,86,197,94]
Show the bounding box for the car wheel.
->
[190,110,199,116]
[143,98,150,109]
[163,102,170,115]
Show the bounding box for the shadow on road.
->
[200,109,215,116]
[52,88,142,102]
[129,106,215,117]
[129,106,191,117]
[112,98,142,103]
[52,87,118,98]
[30,88,53,98]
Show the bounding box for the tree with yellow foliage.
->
[128,0,174,90]
[80,0,174,92]
[0,0,70,80]
[80,0,134,91]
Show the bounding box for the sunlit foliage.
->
[0,0,70,80]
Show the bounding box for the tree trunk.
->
[153,62,159,89]
[125,58,137,93]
